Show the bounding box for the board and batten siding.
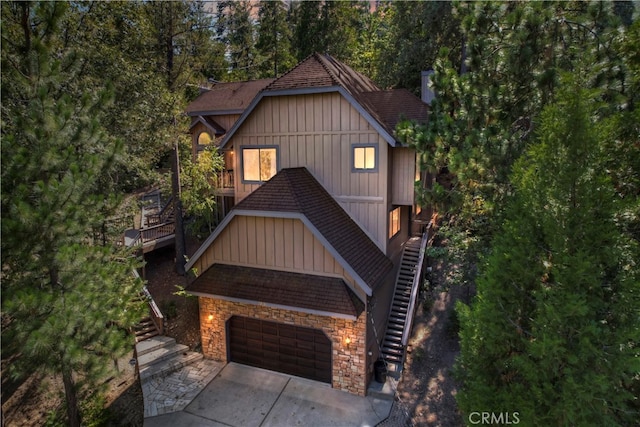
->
[391,147,417,206]
[192,215,364,301]
[231,92,389,251]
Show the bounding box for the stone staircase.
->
[380,237,423,364]
[136,336,203,384]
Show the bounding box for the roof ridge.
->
[314,53,341,87]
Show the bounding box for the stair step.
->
[383,340,403,349]
[138,343,189,368]
[135,330,159,342]
[135,326,157,336]
[383,354,403,363]
[135,336,176,357]
[382,347,404,356]
[139,351,203,384]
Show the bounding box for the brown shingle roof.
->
[263,54,427,140]
[360,89,429,135]
[265,53,379,95]
[235,167,393,291]
[188,264,364,318]
[185,78,274,115]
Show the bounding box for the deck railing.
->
[402,229,429,346]
[145,196,174,227]
[218,170,234,189]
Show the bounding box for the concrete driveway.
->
[144,362,393,427]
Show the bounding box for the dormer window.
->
[352,144,377,172]
[241,146,278,183]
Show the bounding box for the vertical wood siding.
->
[231,92,389,251]
[391,147,417,205]
[193,216,364,300]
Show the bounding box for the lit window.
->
[242,147,277,182]
[389,207,400,239]
[198,132,212,145]
[353,145,376,171]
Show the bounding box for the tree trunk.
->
[172,143,186,275]
[62,367,81,427]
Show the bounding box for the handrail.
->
[402,229,429,346]
[145,196,174,227]
[132,268,165,336]
[141,285,165,335]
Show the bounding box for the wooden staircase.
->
[135,317,160,342]
[381,236,425,364]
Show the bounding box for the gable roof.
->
[218,53,428,149]
[187,264,364,319]
[185,167,393,296]
[189,116,226,135]
[265,52,380,94]
[185,78,274,115]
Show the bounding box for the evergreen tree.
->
[256,0,295,78]
[400,1,635,236]
[290,0,323,61]
[1,2,144,425]
[377,0,462,94]
[455,79,640,426]
[289,0,366,64]
[215,0,259,80]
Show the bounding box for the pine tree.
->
[256,0,295,78]
[456,79,640,426]
[409,1,633,235]
[1,3,144,425]
[216,0,259,80]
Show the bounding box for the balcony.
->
[216,170,234,192]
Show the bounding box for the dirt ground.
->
[381,255,468,427]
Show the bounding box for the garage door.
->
[227,316,332,383]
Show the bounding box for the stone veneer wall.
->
[198,297,368,396]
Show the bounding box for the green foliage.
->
[180,143,225,235]
[1,2,145,424]
[456,80,640,426]
[377,1,462,94]
[216,0,260,81]
[408,1,635,237]
[289,0,369,65]
[256,0,296,78]
[161,300,178,320]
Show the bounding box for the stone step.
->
[135,336,176,357]
[138,342,189,369]
[139,351,204,384]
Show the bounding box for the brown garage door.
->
[227,316,332,383]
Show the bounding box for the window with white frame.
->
[241,147,278,182]
[352,144,377,171]
[389,207,400,239]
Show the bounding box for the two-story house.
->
[184,53,429,396]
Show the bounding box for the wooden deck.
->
[124,190,175,253]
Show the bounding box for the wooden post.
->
[172,143,186,275]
